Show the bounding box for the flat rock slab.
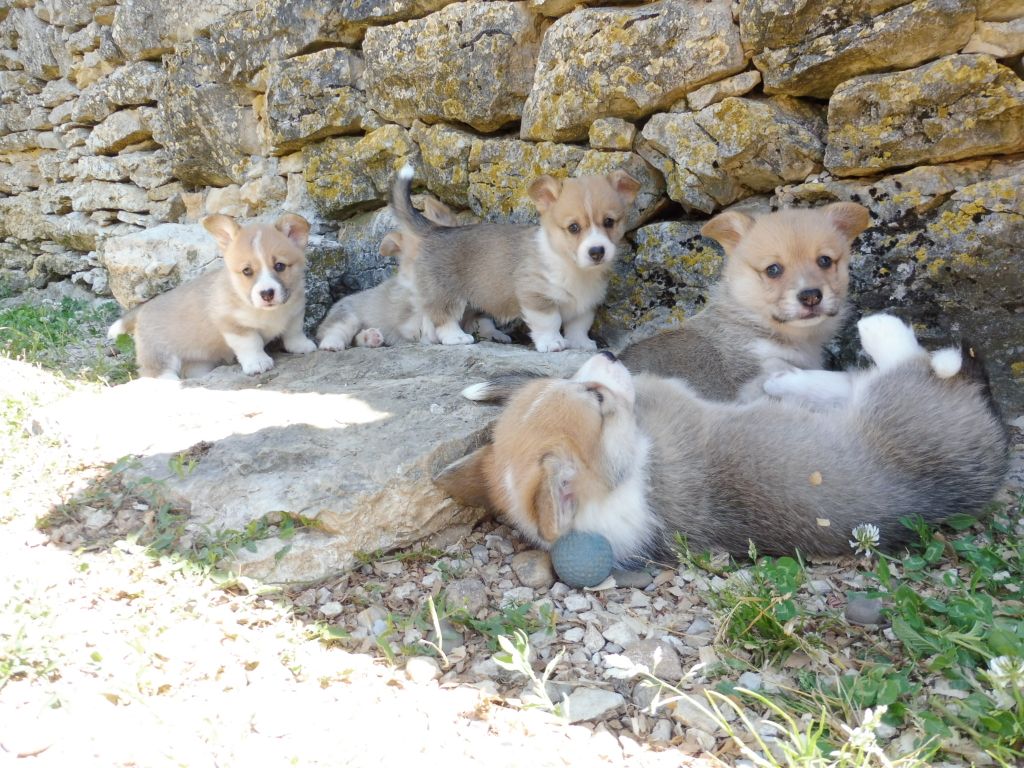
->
[44,343,593,583]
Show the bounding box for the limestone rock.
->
[588,118,636,151]
[303,124,420,219]
[410,120,476,208]
[566,688,624,723]
[364,2,544,132]
[526,0,647,16]
[85,108,156,155]
[739,0,909,52]
[466,136,664,226]
[754,0,974,98]
[44,344,593,582]
[7,8,69,80]
[72,62,166,124]
[0,189,102,251]
[683,70,762,111]
[322,0,459,46]
[111,0,252,61]
[623,639,683,682]
[776,157,1024,414]
[824,55,1024,177]
[640,96,825,213]
[100,222,221,307]
[595,221,721,349]
[264,48,366,154]
[978,0,1024,21]
[963,18,1024,58]
[70,181,151,214]
[521,0,746,142]
[0,155,43,193]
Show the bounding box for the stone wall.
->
[1,0,1022,412]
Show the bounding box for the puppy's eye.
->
[242,266,254,277]
[567,223,581,234]
[765,263,784,278]
[602,217,615,229]
[586,385,604,404]
[274,262,287,272]
[817,254,834,269]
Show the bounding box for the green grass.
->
[677,498,1024,765]
[0,297,135,383]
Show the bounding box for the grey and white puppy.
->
[437,315,1008,563]
[390,165,641,352]
[619,203,870,401]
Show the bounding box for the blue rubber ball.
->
[551,531,614,588]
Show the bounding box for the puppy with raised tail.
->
[391,165,641,352]
[317,197,458,351]
[619,203,870,400]
[439,316,1008,563]
[107,214,316,378]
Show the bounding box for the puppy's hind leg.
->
[762,369,853,407]
[857,314,925,371]
[354,328,385,348]
[317,309,361,351]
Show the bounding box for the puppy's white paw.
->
[317,336,348,352]
[480,328,512,344]
[355,328,385,348]
[285,336,318,354]
[857,314,921,370]
[239,352,274,375]
[566,336,598,352]
[762,369,803,398]
[534,335,567,353]
[438,327,475,345]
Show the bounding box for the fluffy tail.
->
[461,372,544,403]
[107,308,138,340]
[390,164,435,238]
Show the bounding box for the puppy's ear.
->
[275,213,310,250]
[824,202,870,242]
[534,453,577,542]
[609,170,642,204]
[422,196,458,227]
[202,214,241,251]
[528,175,562,213]
[434,445,494,510]
[701,210,756,252]
[379,232,403,258]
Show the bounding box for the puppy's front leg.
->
[563,310,598,351]
[763,369,853,407]
[522,307,566,353]
[281,311,318,354]
[224,331,274,375]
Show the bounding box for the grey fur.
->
[631,358,1008,560]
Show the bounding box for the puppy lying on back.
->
[392,165,641,352]
[439,316,1008,563]
[619,203,870,400]
[108,214,316,378]
[317,197,457,350]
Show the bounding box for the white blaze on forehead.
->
[252,230,265,260]
[523,381,559,421]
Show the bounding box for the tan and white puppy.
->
[619,203,870,401]
[108,214,316,378]
[439,316,1008,564]
[391,165,641,352]
[317,197,459,350]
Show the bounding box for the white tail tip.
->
[398,163,414,181]
[461,382,492,401]
[107,319,126,340]
[930,348,962,379]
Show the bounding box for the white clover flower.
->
[988,655,1024,690]
[849,523,881,556]
[844,705,887,752]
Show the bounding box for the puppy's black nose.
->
[260,288,275,302]
[599,350,617,362]
[798,288,822,307]
[588,245,605,262]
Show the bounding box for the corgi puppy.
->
[107,214,316,378]
[317,196,458,350]
[437,315,1008,563]
[618,203,870,401]
[391,165,641,352]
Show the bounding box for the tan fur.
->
[391,167,641,351]
[438,321,1008,563]
[619,203,870,400]
[108,214,314,378]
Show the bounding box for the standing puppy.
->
[619,203,869,400]
[391,165,641,352]
[108,214,316,378]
